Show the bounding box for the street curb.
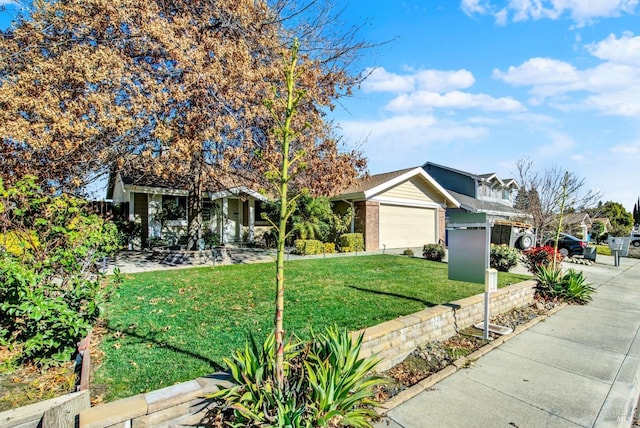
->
[375,302,568,415]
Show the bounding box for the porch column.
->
[248,199,255,243]
[221,198,228,244]
[237,199,244,242]
[128,192,135,221]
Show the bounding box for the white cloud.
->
[611,141,640,156]
[339,115,489,148]
[362,68,475,93]
[493,57,580,87]
[586,32,640,66]
[535,131,576,158]
[340,115,437,138]
[461,0,490,15]
[494,33,640,116]
[386,90,525,112]
[494,8,509,24]
[362,68,415,93]
[414,70,475,92]
[460,0,638,25]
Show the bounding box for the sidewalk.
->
[375,256,640,428]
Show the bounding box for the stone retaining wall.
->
[355,279,538,371]
[80,375,231,428]
[3,280,537,428]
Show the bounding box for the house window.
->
[161,195,187,220]
[255,200,270,226]
[502,189,510,200]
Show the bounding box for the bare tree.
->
[515,158,601,239]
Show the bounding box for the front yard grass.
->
[94,254,530,401]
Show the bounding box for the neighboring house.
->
[331,167,459,251]
[107,172,270,248]
[422,162,521,221]
[556,212,592,239]
[591,217,612,234]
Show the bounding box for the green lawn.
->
[94,254,530,400]
[593,244,611,256]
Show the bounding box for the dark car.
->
[545,233,586,257]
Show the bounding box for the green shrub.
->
[323,242,336,254]
[522,246,563,274]
[208,326,385,427]
[294,239,324,255]
[535,265,565,298]
[535,266,595,304]
[595,245,611,256]
[561,269,595,304]
[402,248,414,257]
[339,233,364,253]
[0,176,120,364]
[490,244,520,272]
[423,243,445,262]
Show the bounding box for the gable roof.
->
[559,212,592,227]
[592,217,612,228]
[334,167,459,208]
[424,161,520,189]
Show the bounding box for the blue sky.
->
[332,0,640,211]
[2,0,640,210]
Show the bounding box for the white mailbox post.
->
[484,268,498,340]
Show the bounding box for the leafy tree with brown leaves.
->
[0,0,367,249]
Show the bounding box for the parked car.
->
[631,233,640,247]
[544,233,586,257]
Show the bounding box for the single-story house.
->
[558,212,592,239]
[331,167,459,251]
[591,217,612,234]
[107,171,270,248]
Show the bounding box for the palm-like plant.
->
[207,326,385,427]
[292,195,333,241]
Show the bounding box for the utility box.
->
[583,246,597,262]
[608,236,631,257]
[447,213,489,284]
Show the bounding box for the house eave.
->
[363,167,460,208]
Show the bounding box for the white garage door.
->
[379,204,436,249]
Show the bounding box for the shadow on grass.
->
[106,325,225,372]
[346,285,438,307]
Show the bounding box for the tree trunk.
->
[187,151,204,251]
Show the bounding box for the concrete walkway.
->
[375,256,640,428]
[104,246,415,274]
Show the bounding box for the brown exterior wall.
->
[355,201,380,251]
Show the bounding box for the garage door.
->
[379,204,436,249]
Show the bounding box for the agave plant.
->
[535,266,595,304]
[561,269,595,304]
[207,326,385,427]
[535,265,564,299]
[304,326,385,427]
